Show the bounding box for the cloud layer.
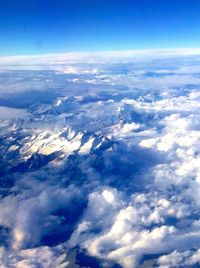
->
[1,51,200,267]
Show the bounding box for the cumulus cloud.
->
[0,183,81,250]
[157,249,200,267]
[0,245,68,268]
[68,187,196,267]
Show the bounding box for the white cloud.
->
[157,249,200,267]
[0,245,68,268]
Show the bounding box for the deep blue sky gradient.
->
[0,0,200,55]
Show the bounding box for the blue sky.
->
[0,0,200,56]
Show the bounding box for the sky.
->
[0,0,200,56]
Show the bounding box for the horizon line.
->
[1,47,200,59]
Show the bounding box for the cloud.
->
[68,186,198,267]
[0,106,28,120]
[157,249,200,267]
[0,245,68,268]
[0,181,82,250]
